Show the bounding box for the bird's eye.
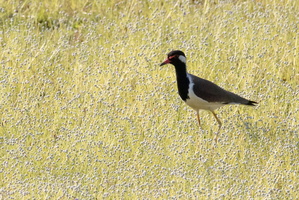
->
[168,55,176,60]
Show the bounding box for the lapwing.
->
[160,50,257,133]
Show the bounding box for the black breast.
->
[174,66,190,101]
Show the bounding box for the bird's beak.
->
[160,58,170,66]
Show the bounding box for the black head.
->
[160,50,186,66]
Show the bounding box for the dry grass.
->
[1,0,299,199]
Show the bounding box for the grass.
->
[1,0,299,199]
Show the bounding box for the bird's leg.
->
[211,111,222,142]
[196,110,201,126]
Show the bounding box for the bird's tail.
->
[247,100,258,106]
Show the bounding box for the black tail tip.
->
[247,100,258,106]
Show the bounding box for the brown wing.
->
[189,74,256,105]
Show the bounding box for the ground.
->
[1,0,299,199]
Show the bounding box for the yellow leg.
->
[211,111,222,129]
[211,111,222,143]
[196,110,201,126]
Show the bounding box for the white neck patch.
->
[178,55,186,64]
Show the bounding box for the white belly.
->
[185,76,224,111]
[185,90,224,111]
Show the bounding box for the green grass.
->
[1,0,299,199]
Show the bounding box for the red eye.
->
[168,55,176,60]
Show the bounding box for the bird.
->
[160,50,257,134]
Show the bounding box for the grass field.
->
[1,0,299,199]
